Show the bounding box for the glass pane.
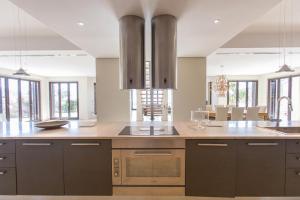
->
[247,82,257,107]
[279,78,289,121]
[60,83,69,118]
[21,80,30,121]
[292,77,300,120]
[269,79,278,119]
[31,81,40,121]
[238,82,246,107]
[126,158,153,177]
[69,83,78,118]
[228,82,237,106]
[8,79,19,121]
[51,83,60,118]
[0,78,6,121]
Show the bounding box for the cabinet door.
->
[0,168,16,195]
[186,140,236,197]
[64,140,112,195]
[16,140,64,195]
[236,140,285,196]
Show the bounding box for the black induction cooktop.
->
[118,126,179,136]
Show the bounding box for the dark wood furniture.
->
[64,140,112,195]
[16,140,64,195]
[186,140,236,197]
[0,140,16,195]
[236,140,285,196]
[286,140,300,195]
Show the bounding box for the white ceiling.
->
[8,0,281,59]
[207,48,300,76]
[0,50,95,77]
[0,0,79,51]
[223,0,300,48]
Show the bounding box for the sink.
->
[262,127,300,135]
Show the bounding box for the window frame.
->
[226,80,258,108]
[49,81,79,120]
[267,74,300,120]
[0,76,41,121]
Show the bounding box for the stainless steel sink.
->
[262,127,300,134]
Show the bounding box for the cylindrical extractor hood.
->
[152,15,177,89]
[119,15,145,89]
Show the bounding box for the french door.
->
[49,82,79,119]
[227,80,258,108]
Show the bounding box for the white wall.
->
[96,58,130,122]
[173,57,206,121]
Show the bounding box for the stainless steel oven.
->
[112,139,185,195]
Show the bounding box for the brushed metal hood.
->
[152,15,177,89]
[119,15,145,89]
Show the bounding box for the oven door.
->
[120,149,185,186]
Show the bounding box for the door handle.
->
[22,143,52,146]
[247,142,278,146]
[197,143,228,147]
[71,143,101,146]
[0,142,5,146]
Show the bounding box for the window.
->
[227,80,258,108]
[49,82,78,119]
[0,77,41,121]
[268,75,300,120]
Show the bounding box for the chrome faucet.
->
[276,96,293,121]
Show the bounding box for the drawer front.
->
[286,154,300,168]
[0,140,15,153]
[286,169,300,196]
[0,167,16,195]
[0,154,15,167]
[287,140,300,153]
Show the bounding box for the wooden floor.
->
[0,196,300,200]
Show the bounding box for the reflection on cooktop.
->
[118,126,179,136]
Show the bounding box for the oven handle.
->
[134,151,173,156]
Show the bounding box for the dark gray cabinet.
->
[63,140,112,195]
[236,140,285,196]
[186,140,236,197]
[16,140,64,195]
[286,140,300,196]
[0,140,16,195]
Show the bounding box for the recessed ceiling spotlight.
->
[77,22,85,27]
[214,19,221,24]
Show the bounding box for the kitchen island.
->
[0,120,300,197]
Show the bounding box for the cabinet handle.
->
[247,143,278,146]
[296,172,300,176]
[71,143,100,146]
[296,157,300,161]
[0,170,6,175]
[22,143,52,146]
[0,142,5,146]
[0,156,6,161]
[134,151,172,156]
[197,143,228,147]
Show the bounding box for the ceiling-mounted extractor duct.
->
[119,15,145,89]
[152,15,177,89]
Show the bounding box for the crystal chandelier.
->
[213,74,228,97]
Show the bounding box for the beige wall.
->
[96,58,130,122]
[173,57,206,121]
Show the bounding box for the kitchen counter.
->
[0,120,300,139]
